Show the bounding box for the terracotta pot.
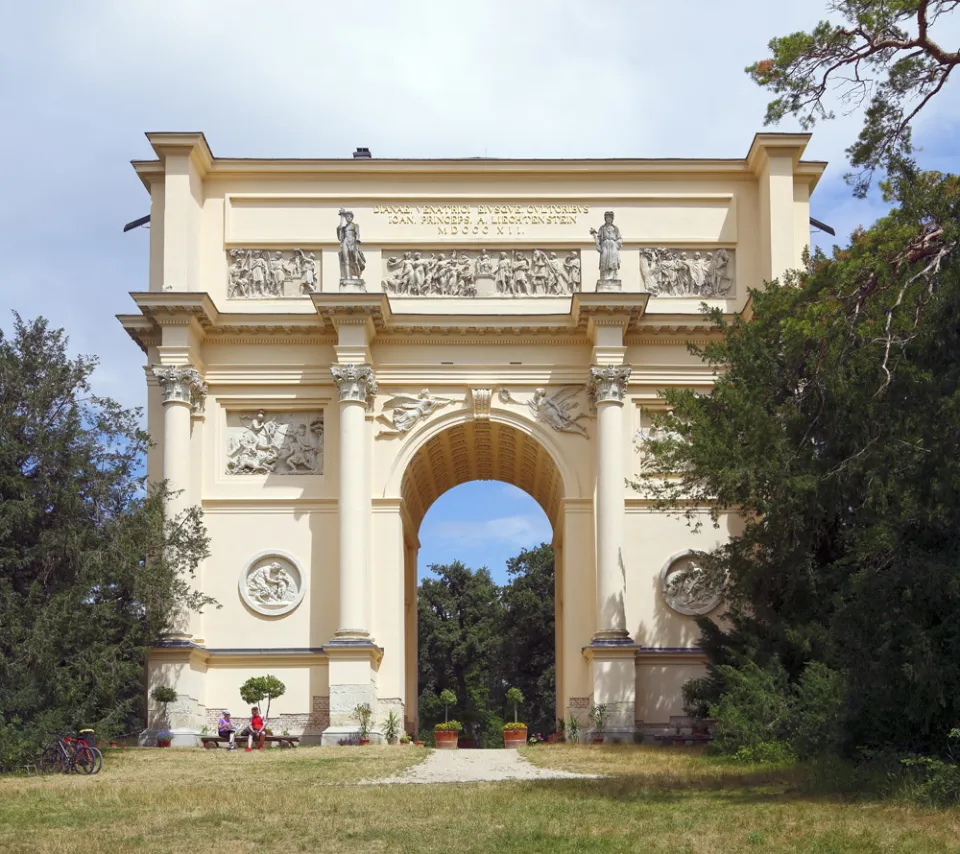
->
[157,740,171,748]
[387,737,398,745]
[359,738,370,746]
[673,738,686,746]
[434,730,459,749]
[503,729,528,749]
[414,741,425,747]
[592,737,604,744]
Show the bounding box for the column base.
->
[339,278,367,292]
[583,641,639,738]
[596,278,622,293]
[590,629,634,645]
[326,639,383,728]
[138,728,201,748]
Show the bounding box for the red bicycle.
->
[39,732,103,775]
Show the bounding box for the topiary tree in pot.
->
[150,685,178,747]
[503,687,527,748]
[434,689,462,749]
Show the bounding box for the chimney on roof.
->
[353,147,371,159]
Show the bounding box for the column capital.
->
[152,365,207,413]
[331,363,378,403]
[587,365,631,404]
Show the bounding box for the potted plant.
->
[503,687,528,748]
[399,733,411,745]
[353,703,373,745]
[673,722,686,746]
[151,685,178,747]
[383,710,402,745]
[565,714,582,745]
[589,702,608,744]
[434,688,460,749]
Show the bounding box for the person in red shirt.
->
[245,707,266,751]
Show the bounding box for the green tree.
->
[417,561,501,742]
[0,315,213,766]
[499,544,556,735]
[748,1,960,196]
[642,171,960,755]
[239,675,286,722]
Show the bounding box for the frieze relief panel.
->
[381,249,582,297]
[640,248,735,297]
[227,249,319,298]
[225,410,324,475]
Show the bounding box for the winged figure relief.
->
[377,389,456,437]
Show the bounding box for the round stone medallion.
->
[240,551,305,617]
[659,550,722,617]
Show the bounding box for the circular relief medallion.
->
[659,550,722,617]
[240,552,305,617]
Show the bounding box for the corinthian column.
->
[587,365,632,643]
[330,363,378,640]
[152,365,206,639]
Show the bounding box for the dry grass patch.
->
[3,744,960,854]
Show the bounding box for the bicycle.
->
[39,732,102,775]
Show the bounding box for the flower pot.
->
[387,737,398,745]
[157,740,172,748]
[434,730,459,749]
[673,738,686,746]
[359,738,370,746]
[592,737,604,744]
[414,741,425,747]
[503,729,528,749]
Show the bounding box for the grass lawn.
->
[2,744,960,853]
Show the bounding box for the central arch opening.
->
[399,419,568,743]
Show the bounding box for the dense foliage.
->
[417,543,556,745]
[0,315,212,767]
[748,0,960,195]
[643,169,960,760]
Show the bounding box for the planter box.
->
[504,729,528,749]
[434,730,459,749]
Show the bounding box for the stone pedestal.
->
[583,643,639,741]
[339,278,366,293]
[596,278,622,293]
[322,642,382,745]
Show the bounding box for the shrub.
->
[708,661,791,756]
[897,756,960,807]
[434,720,463,732]
[790,662,846,759]
[730,741,796,764]
[503,722,528,731]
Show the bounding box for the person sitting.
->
[217,711,237,750]
[245,707,266,751]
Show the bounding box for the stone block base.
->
[596,278,622,292]
[339,278,366,292]
[320,726,385,746]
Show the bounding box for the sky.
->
[2,1,959,586]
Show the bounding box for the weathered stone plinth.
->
[339,278,366,292]
[596,278,622,293]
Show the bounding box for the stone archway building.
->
[119,132,825,744]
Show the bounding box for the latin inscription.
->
[373,204,591,237]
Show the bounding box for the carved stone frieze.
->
[331,364,378,403]
[225,410,324,475]
[498,386,592,437]
[587,366,631,404]
[228,249,319,298]
[240,552,305,617]
[381,249,581,297]
[660,551,722,617]
[152,365,207,414]
[376,389,456,438]
[639,248,735,297]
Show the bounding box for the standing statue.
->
[589,210,622,289]
[337,208,366,286]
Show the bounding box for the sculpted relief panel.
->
[381,249,581,297]
[228,249,319,298]
[640,248,734,297]
[225,410,324,475]
[240,552,305,617]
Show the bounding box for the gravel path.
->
[360,748,599,785]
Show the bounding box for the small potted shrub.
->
[673,722,687,746]
[589,702,608,744]
[353,703,373,745]
[434,689,460,749]
[399,733,412,745]
[566,714,582,745]
[151,685,178,747]
[383,710,401,745]
[503,687,527,748]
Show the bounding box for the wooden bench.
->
[201,735,300,749]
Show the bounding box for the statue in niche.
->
[475,248,494,277]
[226,410,324,475]
[564,252,582,291]
[337,209,366,282]
[640,248,733,297]
[590,210,622,284]
[247,561,298,606]
[498,386,592,437]
[377,389,455,437]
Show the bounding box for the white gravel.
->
[360,748,599,785]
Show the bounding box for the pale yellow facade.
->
[119,132,824,744]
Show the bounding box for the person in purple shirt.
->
[218,711,237,750]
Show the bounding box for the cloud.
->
[424,515,552,550]
[2,0,960,416]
